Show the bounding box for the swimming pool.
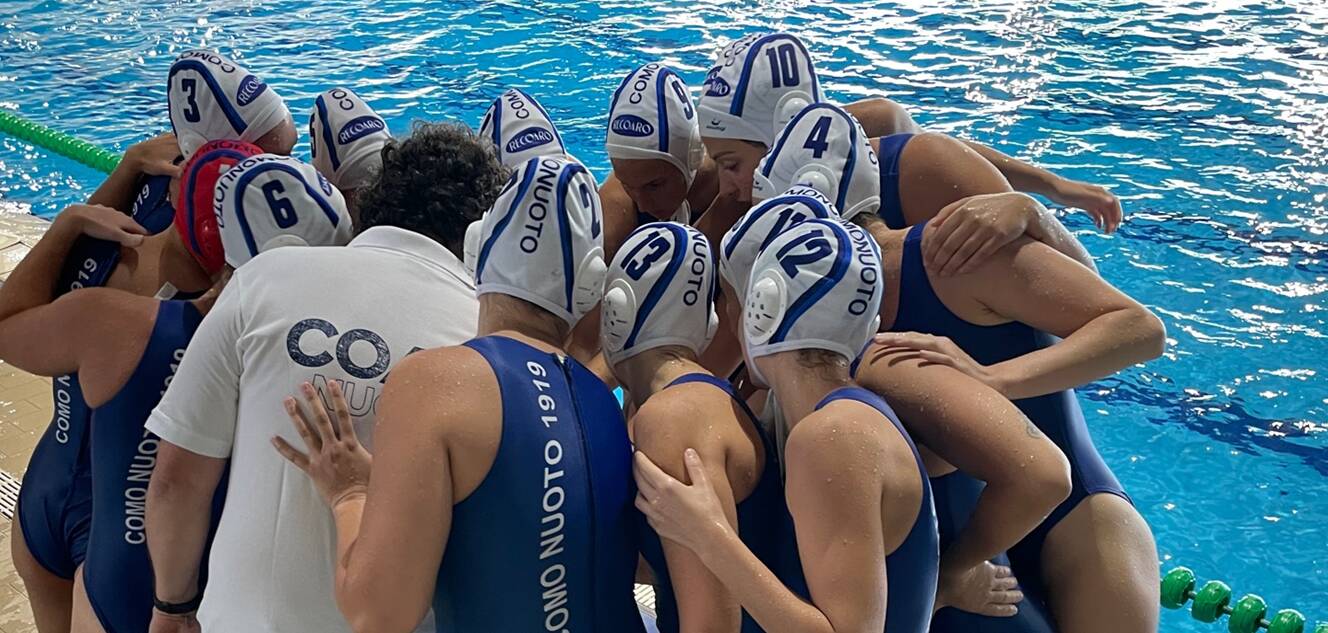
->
[2,0,1325,627]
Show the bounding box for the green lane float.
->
[0,110,121,174]
[1162,567,1319,633]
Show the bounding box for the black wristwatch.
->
[153,593,202,616]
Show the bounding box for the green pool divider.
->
[1162,567,1325,633]
[0,110,120,174]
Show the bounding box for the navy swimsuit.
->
[888,223,1130,627]
[18,178,179,579]
[638,373,784,633]
[433,336,644,633]
[775,387,940,633]
[877,133,915,230]
[83,300,222,633]
[15,236,122,579]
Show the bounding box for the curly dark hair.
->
[355,121,509,256]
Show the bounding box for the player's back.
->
[434,334,644,633]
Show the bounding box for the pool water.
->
[2,0,1326,627]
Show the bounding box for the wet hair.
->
[849,210,887,230]
[795,348,850,381]
[356,121,509,257]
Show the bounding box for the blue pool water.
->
[2,0,1326,627]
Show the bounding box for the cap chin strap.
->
[668,200,691,224]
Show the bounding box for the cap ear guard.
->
[462,216,485,279]
[601,279,638,354]
[751,171,778,201]
[473,156,604,327]
[792,163,838,202]
[774,91,814,141]
[744,272,787,346]
[685,118,705,176]
[573,246,608,319]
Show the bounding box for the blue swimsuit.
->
[83,300,219,633]
[17,182,178,579]
[16,236,123,579]
[776,387,940,633]
[889,223,1131,628]
[130,173,177,234]
[433,336,644,633]
[638,373,784,633]
[876,133,915,230]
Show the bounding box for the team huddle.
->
[0,31,1168,633]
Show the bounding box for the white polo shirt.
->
[147,226,477,633]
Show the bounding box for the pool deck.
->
[0,202,52,633]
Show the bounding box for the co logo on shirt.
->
[287,318,391,380]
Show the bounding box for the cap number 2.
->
[775,228,831,277]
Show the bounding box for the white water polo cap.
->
[698,32,822,147]
[213,154,353,268]
[470,155,606,327]
[309,87,391,190]
[479,88,569,168]
[602,222,718,366]
[719,185,836,295]
[743,218,883,381]
[753,102,881,221]
[168,50,292,159]
[606,63,704,186]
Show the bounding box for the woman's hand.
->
[1049,178,1122,234]
[272,381,372,507]
[126,133,184,178]
[634,449,733,557]
[872,333,1005,394]
[935,560,1024,617]
[924,193,1038,276]
[57,204,147,246]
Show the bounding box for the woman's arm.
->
[854,349,1068,613]
[960,142,1122,234]
[926,193,1097,276]
[635,414,895,633]
[275,350,489,633]
[880,234,1165,400]
[0,205,147,376]
[86,134,182,212]
[635,398,743,632]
